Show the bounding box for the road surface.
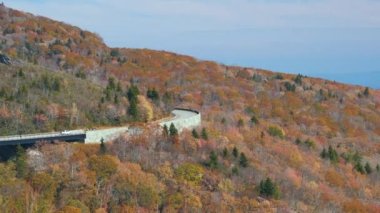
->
[159,108,201,133]
[0,109,201,144]
[0,130,85,142]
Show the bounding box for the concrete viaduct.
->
[0,130,86,146]
[0,108,201,146]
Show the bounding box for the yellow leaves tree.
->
[138,95,153,122]
[114,162,163,210]
[175,163,204,186]
[31,172,58,212]
[88,155,118,183]
[218,178,234,193]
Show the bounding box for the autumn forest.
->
[0,5,379,213]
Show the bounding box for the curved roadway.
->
[0,109,201,144]
[159,109,201,133]
[160,109,198,122]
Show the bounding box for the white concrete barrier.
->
[85,109,201,144]
[159,108,201,133]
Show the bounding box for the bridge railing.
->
[173,107,200,114]
[0,130,86,142]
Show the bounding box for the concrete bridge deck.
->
[0,130,86,146]
[0,108,201,146]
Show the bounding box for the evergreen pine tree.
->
[147,88,159,101]
[209,151,218,169]
[294,74,303,85]
[353,151,362,164]
[201,128,208,140]
[153,89,159,100]
[364,87,370,97]
[169,123,178,136]
[221,117,226,125]
[128,99,138,120]
[99,138,106,155]
[365,162,372,174]
[108,77,116,90]
[192,129,199,139]
[237,119,244,128]
[355,162,366,174]
[239,152,248,168]
[295,138,302,145]
[147,88,152,99]
[232,147,239,158]
[328,145,339,163]
[232,166,239,175]
[222,147,228,158]
[259,177,280,199]
[376,164,380,172]
[264,178,275,196]
[320,148,327,159]
[250,115,259,125]
[127,85,139,103]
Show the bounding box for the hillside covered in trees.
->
[0,4,380,212]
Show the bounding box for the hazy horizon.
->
[5,0,380,89]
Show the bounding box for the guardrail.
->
[0,130,86,142]
[173,107,200,114]
[160,108,201,133]
[0,108,201,145]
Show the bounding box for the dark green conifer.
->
[192,129,199,139]
[295,138,301,145]
[169,123,178,136]
[222,148,228,158]
[99,138,106,155]
[250,115,259,125]
[328,145,339,163]
[364,87,370,97]
[365,162,372,174]
[128,99,138,120]
[201,128,208,140]
[232,166,239,175]
[259,178,280,199]
[209,151,218,169]
[355,162,366,174]
[127,85,139,103]
[239,152,248,168]
[320,148,327,159]
[232,147,239,158]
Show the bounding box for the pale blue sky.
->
[4,0,380,88]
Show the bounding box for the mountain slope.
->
[0,5,379,212]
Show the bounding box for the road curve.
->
[0,109,201,145]
[159,108,201,133]
[87,109,201,143]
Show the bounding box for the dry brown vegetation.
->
[0,5,379,212]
